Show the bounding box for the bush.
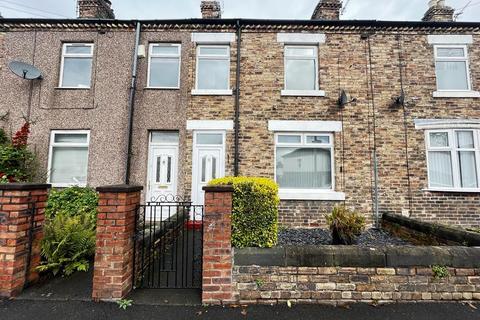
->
[326,206,366,245]
[208,177,280,248]
[45,186,98,221]
[38,187,99,276]
[0,124,38,183]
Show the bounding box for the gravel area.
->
[278,228,411,246]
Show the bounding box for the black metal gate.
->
[133,197,203,289]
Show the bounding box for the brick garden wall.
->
[233,266,480,305]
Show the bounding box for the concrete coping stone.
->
[202,185,234,193]
[234,245,480,268]
[96,184,143,193]
[383,212,480,246]
[0,183,52,190]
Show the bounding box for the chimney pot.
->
[311,0,342,20]
[423,0,454,22]
[77,0,115,19]
[201,1,222,19]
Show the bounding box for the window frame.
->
[433,44,472,92]
[425,129,480,192]
[47,130,91,187]
[283,45,319,92]
[59,43,94,89]
[274,132,335,193]
[147,43,182,89]
[194,44,231,92]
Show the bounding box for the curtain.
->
[276,147,331,189]
[428,151,453,188]
[51,147,88,184]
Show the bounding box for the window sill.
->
[191,89,233,96]
[433,91,480,98]
[424,188,480,194]
[281,90,326,97]
[55,87,91,90]
[279,189,345,201]
[144,87,180,90]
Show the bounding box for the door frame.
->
[191,130,226,205]
[146,132,180,202]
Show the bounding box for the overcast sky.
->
[0,0,478,22]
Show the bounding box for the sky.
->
[0,0,478,22]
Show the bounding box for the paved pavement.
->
[1,300,478,320]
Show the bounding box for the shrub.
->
[326,206,366,245]
[38,187,99,276]
[45,186,99,221]
[0,123,38,183]
[209,177,279,248]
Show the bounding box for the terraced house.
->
[0,0,479,229]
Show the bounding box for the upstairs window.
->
[434,45,471,91]
[148,43,181,88]
[284,46,318,91]
[48,131,90,187]
[195,45,230,90]
[60,43,94,88]
[426,129,480,191]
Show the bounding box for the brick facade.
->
[234,266,480,305]
[1,18,480,229]
[92,185,142,301]
[0,183,50,298]
[202,186,236,305]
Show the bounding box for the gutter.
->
[233,19,242,176]
[125,21,141,184]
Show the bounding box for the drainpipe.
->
[125,21,141,184]
[233,19,242,176]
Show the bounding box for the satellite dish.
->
[8,61,43,80]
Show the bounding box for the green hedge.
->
[208,177,279,248]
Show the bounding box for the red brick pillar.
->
[202,185,235,305]
[0,183,50,298]
[92,185,142,301]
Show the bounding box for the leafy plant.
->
[117,299,133,310]
[37,187,99,276]
[326,206,366,245]
[37,213,96,276]
[255,278,264,288]
[432,265,450,279]
[209,177,280,248]
[45,186,99,221]
[0,123,38,182]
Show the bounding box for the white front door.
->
[192,132,226,206]
[147,132,179,221]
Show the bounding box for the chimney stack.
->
[77,0,115,19]
[422,0,454,22]
[201,1,222,19]
[311,0,342,20]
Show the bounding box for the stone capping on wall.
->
[383,212,480,247]
[0,183,52,190]
[234,246,480,269]
[202,185,234,193]
[95,184,144,193]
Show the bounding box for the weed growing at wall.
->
[209,177,280,248]
[38,187,99,276]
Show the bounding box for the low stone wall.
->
[233,246,480,305]
[382,212,480,246]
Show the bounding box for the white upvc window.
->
[434,45,471,92]
[275,132,335,192]
[426,129,480,192]
[147,43,181,89]
[59,43,94,88]
[48,130,90,187]
[284,45,318,91]
[194,45,231,93]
